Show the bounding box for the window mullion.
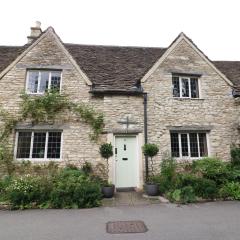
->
[178,133,182,158]
[188,78,191,98]
[179,77,182,98]
[14,132,19,158]
[37,72,41,93]
[187,133,190,157]
[197,133,200,157]
[30,132,34,159]
[48,72,51,91]
[44,132,49,159]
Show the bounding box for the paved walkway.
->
[102,191,161,207]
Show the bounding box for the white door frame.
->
[107,133,144,189]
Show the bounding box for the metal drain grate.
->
[106,220,148,234]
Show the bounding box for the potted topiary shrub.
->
[99,143,114,198]
[142,143,159,196]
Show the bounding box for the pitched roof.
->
[1,35,240,91]
[0,46,27,73]
[64,44,166,91]
[213,61,240,87]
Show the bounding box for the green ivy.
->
[73,103,104,141]
[0,109,18,142]
[0,91,105,176]
[20,91,70,123]
[20,90,104,141]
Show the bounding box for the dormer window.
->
[26,70,62,94]
[172,75,199,98]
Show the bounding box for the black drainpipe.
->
[143,92,149,182]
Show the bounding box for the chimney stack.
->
[27,21,42,44]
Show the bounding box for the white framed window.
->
[15,131,62,160]
[26,70,62,94]
[172,76,199,98]
[170,132,208,158]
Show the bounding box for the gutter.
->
[89,90,144,96]
[143,92,149,182]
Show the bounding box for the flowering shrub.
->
[2,167,102,209]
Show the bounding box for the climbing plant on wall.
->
[0,91,105,142]
[0,90,105,174]
[19,90,105,141]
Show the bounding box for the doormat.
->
[106,220,148,234]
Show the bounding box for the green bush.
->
[192,157,230,185]
[50,168,102,208]
[150,158,178,193]
[177,173,198,188]
[3,167,102,209]
[142,144,159,158]
[99,143,113,160]
[167,186,196,204]
[194,178,218,199]
[6,175,44,208]
[180,186,196,204]
[167,189,181,202]
[231,147,240,166]
[153,156,240,203]
[219,182,240,200]
[81,161,93,175]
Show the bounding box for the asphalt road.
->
[0,201,240,240]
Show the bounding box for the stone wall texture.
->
[143,39,239,171]
[0,33,239,185]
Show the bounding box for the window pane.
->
[27,71,39,93]
[39,72,49,93]
[190,78,199,98]
[172,76,180,97]
[199,133,208,157]
[47,132,61,159]
[32,132,46,158]
[16,132,31,158]
[50,72,61,91]
[170,133,179,157]
[181,134,189,156]
[190,133,199,157]
[181,78,189,97]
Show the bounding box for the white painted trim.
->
[14,130,63,162]
[174,132,210,160]
[14,131,19,158]
[0,27,92,86]
[44,132,49,159]
[206,132,211,157]
[25,69,63,95]
[29,132,34,158]
[174,76,200,99]
[141,33,233,87]
[48,72,51,91]
[197,133,200,158]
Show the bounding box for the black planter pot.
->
[145,184,159,196]
[102,185,115,198]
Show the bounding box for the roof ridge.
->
[213,60,240,63]
[64,42,167,50]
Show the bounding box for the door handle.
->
[122,158,128,161]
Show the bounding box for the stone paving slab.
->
[102,191,162,207]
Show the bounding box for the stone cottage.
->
[0,22,240,189]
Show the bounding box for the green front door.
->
[115,136,137,188]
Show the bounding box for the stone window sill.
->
[172,97,204,101]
